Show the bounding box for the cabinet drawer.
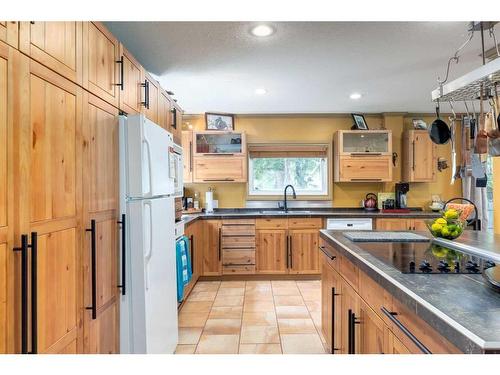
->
[319,239,339,272]
[256,218,288,229]
[288,217,323,229]
[358,270,393,325]
[339,253,359,290]
[338,156,392,182]
[222,265,255,275]
[222,249,255,265]
[222,219,255,225]
[222,224,255,236]
[222,236,255,249]
[193,156,246,182]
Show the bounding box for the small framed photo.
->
[351,113,369,130]
[205,112,234,131]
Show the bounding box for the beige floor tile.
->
[213,295,244,307]
[275,305,311,319]
[180,301,213,313]
[272,287,301,296]
[196,334,240,354]
[240,325,280,344]
[209,306,243,319]
[242,312,277,326]
[192,281,220,292]
[244,290,274,301]
[239,343,282,354]
[300,290,321,301]
[278,318,317,334]
[305,300,321,312]
[203,318,242,335]
[274,295,305,307]
[271,280,297,288]
[246,280,271,287]
[281,334,326,354]
[175,344,197,354]
[296,280,320,289]
[178,327,203,345]
[243,300,276,312]
[220,281,246,288]
[187,291,217,302]
[217,287,245,296]
[178,312,209,328]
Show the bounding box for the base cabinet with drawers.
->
[320,238,461,354]
[376,218,427,231]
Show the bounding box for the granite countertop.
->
[319,230,500,353]
[181,208,440,226]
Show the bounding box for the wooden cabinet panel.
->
[340,278,360,354]
[338,156,392,182]
[390,333,411,354]
[376,218,411,231]
[87,301,118,354]
[222,265,255,275]
[321,254,334,353]
[144,72,159,124]
[119,44,143,115]
[412,219,428,231]
[289,229,320,274]
[0,243,8,354]
[203,220,221,275]
[15,57,83,354]
[171,103,182,145]
[221,224,255,236]
[193,156,246,183]
[221,236,255,249]
[288,217,322,229]
[158,89,172,131]
[82,22,120,107]
[256,229,287,274]
[181,131,193,183]
[339,253,359,290]
[358,299,389,354]
[222,249,255,265]
[403,130,436,182]
[19,22,83,85]
[0,21,18,48]
[255,218,288,229]
[184,220,203,298]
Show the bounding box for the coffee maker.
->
[395,182,409,209]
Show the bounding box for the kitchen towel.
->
[175,236,192,302]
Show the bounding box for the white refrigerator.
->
[119,114,179,354]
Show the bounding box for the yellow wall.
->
[183,114,462,209]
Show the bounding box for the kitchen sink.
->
[259,210,313,215]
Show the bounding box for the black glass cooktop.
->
[357,241,496,274]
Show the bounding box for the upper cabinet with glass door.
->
[193,131,247,156]
[336,130,392,156]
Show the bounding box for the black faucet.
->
[283,185,296,212]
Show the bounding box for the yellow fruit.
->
[431,223,442,232]
[436,218,447,225]
[444,209,459,220]
[441,227,450,237]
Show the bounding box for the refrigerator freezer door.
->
[123,197,178,354]
[122,115,175,198]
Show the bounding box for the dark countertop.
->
[319,230,500,353]
[181,208,440,226]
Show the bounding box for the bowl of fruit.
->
[426,209,465,240]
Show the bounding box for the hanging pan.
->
[429,100,451,144]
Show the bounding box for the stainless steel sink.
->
[259,210,313,215]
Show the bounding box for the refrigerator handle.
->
[142,137,153,197]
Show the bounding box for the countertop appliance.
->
[395,182,410,209]
[357,241,496,275]
[119,114,178,354]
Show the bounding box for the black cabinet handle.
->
[86,220,97,320]
[189,235,194,274]
[380,307,431,354]
[412,140,416,170]
[319,245,336,261]
[286,235,290,269]
[117,214,126,296]
[30,232,37,354]
[13,234,29,354]
[171,107,177,129]
[218,227,222,261]
[289,235,293,269]
[114,56,124,90]
[189,141,193,172]
[331,287,340,354]
[146,80,150,109]
[348,309,360,354]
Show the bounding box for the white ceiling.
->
[105,22,493,114]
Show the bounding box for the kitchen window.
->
[248,144,329,197]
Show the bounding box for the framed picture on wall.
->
[205,112,235,131]
[351,113,369,130]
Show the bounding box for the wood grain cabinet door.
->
[255,229,288,274]
[19,21,83,85]
[289,229,320,274]
[82,92,119,353]
[358,299,390,354]
[119,44,143,115]
[404,130,436,182]
[0,41,15,354]
[376,218,411,231]
[82,22,120,108]
[143,73,159,124]
[321,255,333,352]
[15,57,83,354]
[158,89,172,131]
[340,279,360,354]
[0,21,18,48]
[203,220,221,276]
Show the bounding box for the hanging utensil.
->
[475,85,488,154]
[429,100,451,144]
[488,89,500,156]
[449,100,458,185]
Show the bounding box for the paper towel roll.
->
[205,191,214,213]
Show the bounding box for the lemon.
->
[431,223,442,232]
[444,209,459,220]
[436,218,447,225]
[441,227,450,237]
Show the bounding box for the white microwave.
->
[168,142,183,197]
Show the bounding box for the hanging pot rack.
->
[431,21,500,103]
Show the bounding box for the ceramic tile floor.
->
[175,280,326,354]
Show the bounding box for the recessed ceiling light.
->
[255,88,267,95]
[250,24,275,37]
[350,93,362,100]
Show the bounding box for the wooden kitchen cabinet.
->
[403,130,436,182]
[184,220,204,298]
[19,21,83,85]
[14,56,83,353]
[203,220,222,276]
[376,218,428,231]
[118,43,144,115]
[143,72,160,124]
[193,156,247,183]
[289,229,320,274]
[0,21,18,48]
[256,229,288,274]
[358,298,390,354]
[82,22,120,108]
[82,92,119,354]
[321,252,342,354]
[171,102,183,145]
[158,88,172,131]
[182,130,193,183]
